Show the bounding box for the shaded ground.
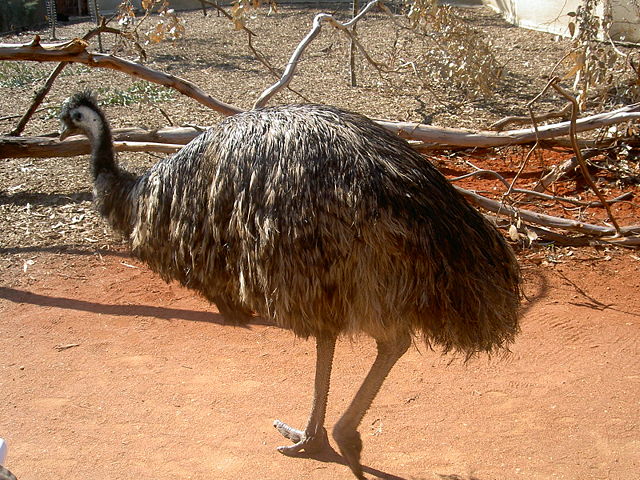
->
[0,4,639,480]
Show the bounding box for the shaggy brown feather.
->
[61,96,521,354]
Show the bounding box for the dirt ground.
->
[1,4,639,480]
[1,241,639,480]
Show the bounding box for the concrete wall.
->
[483,0,640,43]
[609,0,640,41]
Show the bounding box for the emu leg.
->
[333,334,411,480]
[274,333,336,455]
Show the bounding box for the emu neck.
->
[83,108,138,237]
[87,114,117,181]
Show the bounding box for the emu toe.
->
[333,426,365,480]
[273,420,330,455]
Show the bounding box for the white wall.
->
[483,0,639,43]
[609,0,640,41]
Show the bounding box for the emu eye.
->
[72,111,83,122]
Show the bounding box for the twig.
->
[0,37,243,117]
[502,80,555,197]
[490,104,572,131]
[350,0,360,87]
[533,148,602,193]
[550,78,622,235]
[245,32,311,103]
[450,164,634,206]
[10,20,122,136]
[253,0,382,108]
[156,106,174,126]
[199,0,257,36]
[54,343,80,351]
[493,220,640,247]
[0,109,45,121]
[450,169,633,208]
[456,185,640,238]
[196,1,311,103]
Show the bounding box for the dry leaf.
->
[508,224,519,242]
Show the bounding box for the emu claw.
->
[273,420,329,455]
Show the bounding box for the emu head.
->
[59,90,104,141]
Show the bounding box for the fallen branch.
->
[3,34,640,147]
[490,104,572,131]
[493,220,640,247]
[4,103,640,157]
[10,20,121,136]
[533,149,602,193]
[2,98,640,157]
[449,168,634,208]
[376,102,640,147]
[0,126,203,158]
[457,185,640,238]
[0,36,242,117]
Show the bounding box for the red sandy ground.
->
[0,247,638,480]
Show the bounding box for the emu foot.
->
[333,425,365,480]
[273,420,330,455]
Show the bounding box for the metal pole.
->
[46,0,57,40]
[349,0,360,87]
[89,0,103,52]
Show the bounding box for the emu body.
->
[60,92,521,479]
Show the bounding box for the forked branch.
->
[253,0,383,108]
[550,78,622,235]
[0,37,243,117]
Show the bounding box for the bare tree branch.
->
[449,168,633,208]
[0,37,243,117]
[10,20,121,136]
[3,99,640,157]
[253,0,383,108]
[490,104,572,131]
[0,126,203,158]
[3,36,640,147]
[457,185,640,238]
[550,78,622,235]
[376,102,640,147]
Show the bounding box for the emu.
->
[60,91,521,479]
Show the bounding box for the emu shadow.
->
[518,267,550,317]
[0,286,277,327]
[556,269,640,317]
[0,191,92,207]
[293,444,409,480]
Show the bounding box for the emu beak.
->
[59,125,80,141]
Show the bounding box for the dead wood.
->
[533,149,603,192]
[0,126,201,158]
[457,185,640,240]
[253,0,383,108]
[2,31,640,147]
[490,104,572,131]
[0,38,242,117]
[550,79,622,234]
[10,20,121,136]
[376,102,640,147]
